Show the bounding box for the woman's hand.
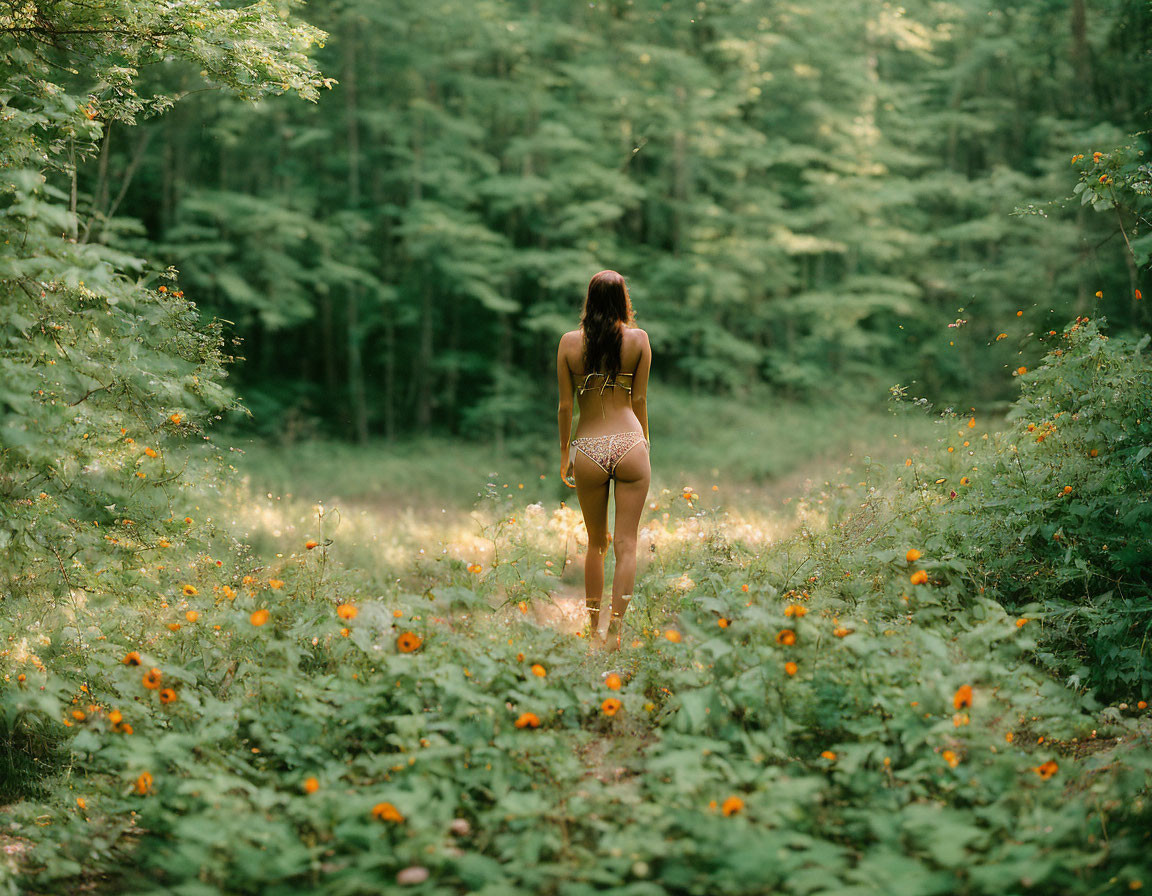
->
[560,456,576,488]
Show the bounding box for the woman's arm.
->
[557,335,576,486]
[631,330,651,444]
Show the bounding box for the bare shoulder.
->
[558,329,581,365]
[626,327,651,349]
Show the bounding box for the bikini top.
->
[577,370,634,398]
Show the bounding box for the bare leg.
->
[573,449,611,643]
[606,441,650,649]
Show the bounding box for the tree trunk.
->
[344,21,370,443]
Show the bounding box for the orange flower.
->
[71,709,85,721]
[144,447,158,458]
[721,796,744,816]
[182,584,198,597]
[717,618,729,628]
[905,549,922,563]
[741,584,749,592]
[397,632,422,653]
[249,608,270,627]
[601,697,623,717]
[605,673,622,690]
[305,540,319,550]
[784,604,808,618]
[467,563,482,574]
[76,797,86,809]
[833,626,851,637]
[515,652,525,662]
[108,710,123,726]
[967,417,976,429]
[337,604,358,620]
[953,684,973,709]
[664,630,682,643]
[340,627,350,637]
[121,723,134,735]
[1016,366,1027,375]
[1016,617,1028,628]
[531,664,547,677]
[303,777,320,794]
[820,750,836,761]
[136,771,153,795]
[960,477,970,486]
[123,651,142,666]
[142,668,162,689]
[1136,289,1143,301]
[185,610,198,623]
[16,674,25,683]
[518,601,528,614]
[269,579,284,590]
[242,575,255,585]
[169,413,182,424]
[159,688,177,705]
[909,570,928,585]
[1005,731,1014,743]
[393,609,403,618]
[942,750,959,768]
[514,712,540,728]
[167,622,181,632]
[372,802,404,822]
[784,661,798,676]
[1033,759,1058,779]
[1089,449,1098,457]
[1137,701,1147,710]
[775,629,796,646]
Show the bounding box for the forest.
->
[1,1,1151,893]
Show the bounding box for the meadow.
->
[3,319,1151,895]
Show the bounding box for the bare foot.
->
[605,618,623,652]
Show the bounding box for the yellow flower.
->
[182,584,198,597]
[372,802,404,822]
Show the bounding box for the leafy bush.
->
[898,316,1152,700]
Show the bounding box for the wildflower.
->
[337,604,358,620]
[467,563,482,574]
[1017,310,1023,317]
[530,663,547,678]
[123,651,142,666]
[721,796,744,816]
[372,802,404,822]
[516,652,525,662]
[942,750,959,768]
[910,570,928,585]
[1137,290,1143,301]
[167,622,181,632]
[250,609,270,627]
[1016,366,1027,375]
[833,626,851,637]
[518,602,528,614]
[514,712,540,728]
[159,688,177,705]
[776,629,796,646]
[741,584,749,592]
[305,540,319,550]
[664,630,682,643]
[144,447,158,458]
[76,797,86,809]
[71,709,85,721]
[1062,485,1072,495]
[1016,618,1028,627]
[185,611,198,623]
[820,750,836,761]
[108,710,122,726]
[602,697,623,716]
[1006,732,1014,743]
[605,673,622,690]
[1089,449,1098,457]
[341,627,350,637]
[967,417,976,428]
[996,333,1007,341]
[1096,291,1103,299]
[221,585,235,600]
[784,661,798,676]
[397,632,422,653]
[953,713,970,727]
[182,584,198,597]
[303,777,319,794]
[906,549,922,563]
[16,674,26,683]
[1137,701,1147,710]
[717,618,729,628]
[954,684,973,709]
[269,579,284,590]
[169,413,182,424]
[1033,759,1058,779]
[136,771,153,795]
[142,668,162,689]
[784,604,808,618]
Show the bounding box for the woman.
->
[557,270,652,650]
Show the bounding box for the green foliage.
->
[897,316,1152,700]
[3,318,1152,893]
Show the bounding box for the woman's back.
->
[565,326,647,436]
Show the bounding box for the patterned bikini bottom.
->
[571,431,649,479]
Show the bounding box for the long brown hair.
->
[580,270,635,377]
